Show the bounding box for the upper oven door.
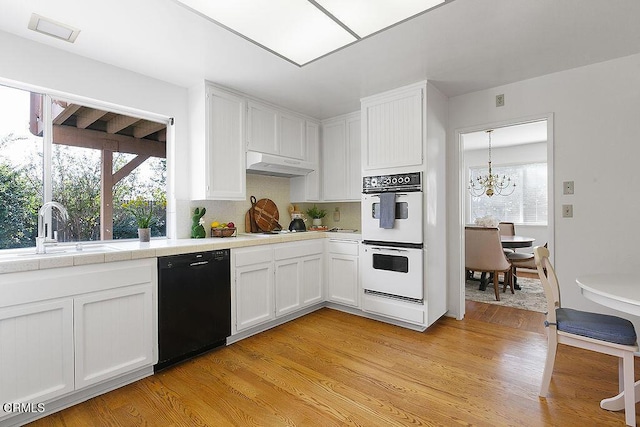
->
[361,192,423,244]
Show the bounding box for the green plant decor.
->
[306,204,327,219]
[122,196,155,229]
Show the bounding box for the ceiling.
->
[462,121,547,151]
[1,0,640,120]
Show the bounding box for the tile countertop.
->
[0,231,362,275]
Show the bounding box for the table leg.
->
[599,379,640,422]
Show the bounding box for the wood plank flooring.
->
[28,306,639,426]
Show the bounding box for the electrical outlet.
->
[496,94,505,107]
[563,181,574,195]
[562,204,573,218]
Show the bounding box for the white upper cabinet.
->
[290,122,321,202]
[248,100,307,160]
[189,82,246,200]
[279,111,306,160]
[361,82,424,171]
[322,112,361,201]
[247,100,278,155]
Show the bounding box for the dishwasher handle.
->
[189,260,209,267]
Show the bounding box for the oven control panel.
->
[362,172,421,193]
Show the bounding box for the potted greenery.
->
[122,196,155,242]
[306,204,327,227]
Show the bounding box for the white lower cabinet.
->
[0,259,156,424]
[74,284,154,389]
[234,240,323,333]
[235,246,275,332]
[0,298,75,406]
[326,239,360,307]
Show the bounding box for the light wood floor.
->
[29,306,639,427]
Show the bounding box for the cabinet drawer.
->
[327,240,359,256]
[274,241,323,260]
[234,247,273,267]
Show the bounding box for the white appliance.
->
[361,244,423,300]
[361,172,424,302]
[361,192,423,245]
[246,151,315,177]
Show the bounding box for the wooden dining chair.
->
[534,246,638,426]
[498,222,516,254]
[465,227,513,301]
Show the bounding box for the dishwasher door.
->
[156,249,230,371]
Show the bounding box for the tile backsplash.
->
[175,174,361,238]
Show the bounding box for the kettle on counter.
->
[288,212,307,232]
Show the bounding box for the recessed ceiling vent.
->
[28,13,81,43]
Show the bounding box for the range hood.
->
[246,151,315,177]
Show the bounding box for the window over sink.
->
[0,84,167,249]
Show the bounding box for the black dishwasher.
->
[156,249,231,371]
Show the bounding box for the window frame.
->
[0,79,172,246]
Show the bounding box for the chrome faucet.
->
[36,201,69,254]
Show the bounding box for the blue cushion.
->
[556,308,637,346]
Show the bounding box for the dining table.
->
[500,235,536,249]
[575,273,640,414]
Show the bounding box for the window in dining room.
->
[469,162,547,225]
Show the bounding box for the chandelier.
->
[468,130,516,197]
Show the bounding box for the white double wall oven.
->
[361,172,424,302]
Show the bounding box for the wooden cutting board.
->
[253,198,281,231]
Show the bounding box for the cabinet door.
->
[362,86,423,170]
[0,299,74,407]
[206,85,246,200]
[327,254,359,307]
[74,283,154,389]
[275,259,301,316]
[236,262,275,331]
[346,115,362,200]
[290,121,321,202]
[279,112,306,160]
[301,254,323,306]
[247,101,278,155]
[322,120,348,200]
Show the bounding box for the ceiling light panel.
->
[28,14,80,43]
[315,0,445,37]
[176,0,357,66]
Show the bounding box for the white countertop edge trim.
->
[0,232,362,274]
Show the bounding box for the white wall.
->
[0,30,189,238]
[448,52,640,328]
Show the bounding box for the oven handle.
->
[370,193,409,198]
[369,246,410,253]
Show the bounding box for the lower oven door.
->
[361,244,424,300]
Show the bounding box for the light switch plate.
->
[563,181,574,195]
[562,204,573,218]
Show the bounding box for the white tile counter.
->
[0,231,361,274]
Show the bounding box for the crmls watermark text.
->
[2,402,46,413]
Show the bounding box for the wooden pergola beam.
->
[53,124,166,158]
[53,104,81,125]
[113,155,150,184]
[133,121,165,139]
[76,108,108,129]
[107,115,140,134]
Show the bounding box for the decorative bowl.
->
[211,227,237,238]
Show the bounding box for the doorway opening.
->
[459,117,554,317]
